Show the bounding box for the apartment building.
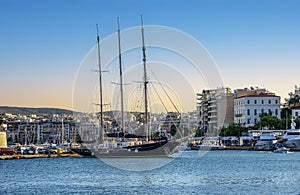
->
[197,87,234,134]
[6,119,79,145]
[234,88,281,127]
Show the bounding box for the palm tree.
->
[289,95,300,108]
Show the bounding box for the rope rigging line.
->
[149,81,169,113]
[148,66,180,114]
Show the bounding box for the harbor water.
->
[1,150,300,194]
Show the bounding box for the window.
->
[254,118,257,124]
[262,100,264,104]
[275,100,278,104]
[254,109,257,115]
[261,109,264,115]
[268,100,271,104]
[296,112,299,117]
[247,100,250,104]
[247,118,250,124]
[254,100,257,104]
[275,109,278,116]
[268,109,272,115]
[247,109,250,115]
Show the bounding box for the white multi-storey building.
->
[7,119,79,145]
[234,88,281,127]
[197,87,234,134]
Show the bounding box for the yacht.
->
[189,137,224,150]
[256,132,277,151]
[74,16,181,158]
[283,129,300,151]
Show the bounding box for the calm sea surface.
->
[1,150,300,194]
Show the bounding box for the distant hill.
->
[0,106,73,115]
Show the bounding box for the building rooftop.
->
[235,94,279,99]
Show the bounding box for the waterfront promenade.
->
[3,145,299,160]
[0,153,82,160]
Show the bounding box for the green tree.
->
[289,95,300,107]
[254,114,283,129]
[296,118,300,129]
[220,124,247,137]
[219,126,227,136]
[195,128,204,137]
[76,134,83,144]
[152,132,160,139]
[0,117,3,125]
[170,125,177,137]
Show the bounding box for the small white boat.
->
[283,129,300,150]
[256,132,277,151]
[273,146,289,153]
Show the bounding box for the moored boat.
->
[78,16,181,158]
[189,137,224,151]
[273,146,289,153]
[283,129,300,151]
[256,132,277,151]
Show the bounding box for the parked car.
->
[49,147,57,154]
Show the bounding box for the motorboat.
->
[256,132,277,151]
[273,146,289,153]
[283,129,300,151]
[189,137,224,150]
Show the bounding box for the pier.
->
[0,153,83,160]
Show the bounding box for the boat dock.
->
[223,146,255,150]
[0,153,83,160]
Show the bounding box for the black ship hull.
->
[94,140,179,158]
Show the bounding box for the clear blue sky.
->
[1,0,299,109]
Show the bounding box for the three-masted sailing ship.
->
[77,16,180,157]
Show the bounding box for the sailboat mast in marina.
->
[85,16,179,157]
[61,118,64,143]
[96,24,104,128]
[117,17,125,134]
[141,15,149,143]
[95,24,107,143]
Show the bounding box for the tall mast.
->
[61,118,64,143]
[141,15,149,142]
[96,24,103,127]
[117,17,125,133]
